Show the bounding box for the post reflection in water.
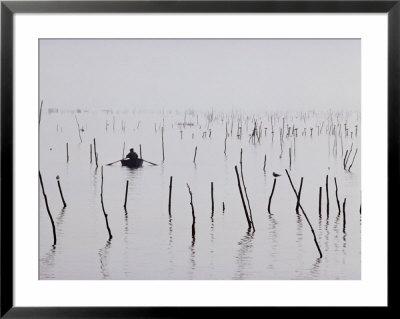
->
[40,246,57,279]
[295,213,304,263]
[267,214,278,270]
[234,230,255,280]
[188,225,196,278]
[99,240,112,280]
[168,217,174,277]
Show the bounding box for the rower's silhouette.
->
[126,148,138,160]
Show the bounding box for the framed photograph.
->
[1,0,396,316]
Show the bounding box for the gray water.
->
[39,109,361,280]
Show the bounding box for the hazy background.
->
[39,39,360,112]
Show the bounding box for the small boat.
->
[120,158,143,168]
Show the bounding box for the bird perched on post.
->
[272,172,281,177]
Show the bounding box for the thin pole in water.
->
[168,176,173,216]
[211,182,214,218]
[334,177,341,214]
[193,146,197,164]
[268,178,277,215]
[296,177,304,214]
[326,175,329,218]
[285,169,323,258]
[343,198,347,233]
[100,166,112,241]
[56,177,67,208]
[319,186,322,218]
[39,172,56,246]
[234,165,252,230]
[123,180,129,209]
[162,127,165,161]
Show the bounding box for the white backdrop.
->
[14,13,387,306]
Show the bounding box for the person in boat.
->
[126,148,139,160]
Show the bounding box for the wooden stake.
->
[123,180,129,209]
[90,144,92,163]
[318,186,322,218]
[263,154,266,172]
[240,149,255,230]
[326,175,329,218]
[168,176,173,216]
[234,166,252,230]
[93,138,98,168]
[285,169,323,258]
[74,115,82,143]
[66,143,69,163]
[348,148,358,172]
[162,127,165,161]
[211,182,214,217]
[193,146,197,163]
[268,178,277,215]
[57,178,67,208]
[100,167,112,240]
[139,144,142,159]
[187,183,196,239]
[334,177,341,214]
[343,198,347,233]
[39,172,56,246]
[296,177,304,214]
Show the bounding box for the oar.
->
[106,158,158,166]
[106,158,125,166]
[142,159,158,166]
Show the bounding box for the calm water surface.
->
[39,110,361,279]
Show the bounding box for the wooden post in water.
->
[224,135,227,155]
[56,177,67,208]
[90,144,92,163]
[289,147,292,170]
[285,169,323,258]
[318,187,322,218]
[168,176,173,216]
[240,149,255,230]
[296,177,304,214]
[268,178,277,215]
[187,183,195,238]
[222,202,225,213]
[334,177,341,214]
[39,172,56,246]
[326,175,329,218]
[193,146,197,164]
[74,115,82,143]
[123,180,129,209]
[66,143,69,163]
[211,182,214,217]
[263,154,266,172]
[342,198,347,233]
[348,148,358,172]
[100,166,112,240]
[162,127,165,161]
[93,138,98,168]
[234,166,252,230]
[139,144,142,159]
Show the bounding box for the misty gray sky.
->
[39,39,360,111]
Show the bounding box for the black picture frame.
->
[1,0,396,317]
